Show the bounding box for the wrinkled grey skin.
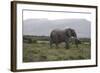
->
[50,28,78,49]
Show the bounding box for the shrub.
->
[77,55,85,59]
[32,39,37,43]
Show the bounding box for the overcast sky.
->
[23,10,91,38]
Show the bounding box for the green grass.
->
[23,41,91,62]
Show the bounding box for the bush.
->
[32,39,37,43]
[28,39,33,43]
[77,55,85,59]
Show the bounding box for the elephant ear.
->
[65,28,77,38]
[65,28,72,37]
[71,29,77,37]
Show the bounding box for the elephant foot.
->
[65,46,69,49]
[55,46,59,49]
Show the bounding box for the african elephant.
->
[50,28,78,49]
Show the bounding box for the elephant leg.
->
[75,38,78,48]
[50,40,53,48]
[55,43,58,48]
[65,39,69,49]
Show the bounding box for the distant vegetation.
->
[23,35,91,62]
[23,35,49,43]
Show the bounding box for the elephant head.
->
[64,28,77,38]
[64,28,79,48]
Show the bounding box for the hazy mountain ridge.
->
[23,18,91,38]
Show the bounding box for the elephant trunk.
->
[74,37,79,48]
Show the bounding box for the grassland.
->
[23,35,91,62]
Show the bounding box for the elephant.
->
[50,28,78,49]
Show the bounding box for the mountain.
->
[23,18,91,38]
